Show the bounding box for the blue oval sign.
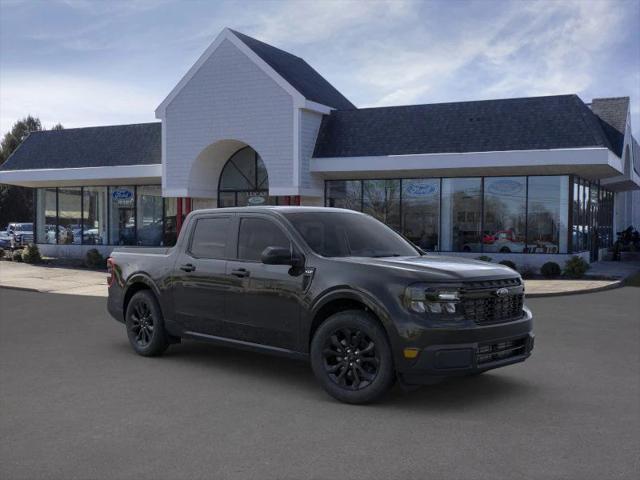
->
[247,195,266,205]
[488,179,523,195]
[112,189,133,200]
[405,182,438,197]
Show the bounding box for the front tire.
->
[125,290,170,357]
[310,310,395,404]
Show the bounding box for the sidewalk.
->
[2,260,639,299]
[0,261,107,297]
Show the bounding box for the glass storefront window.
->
[82,187,107,245]
[136,186,163,246]
[441,178,482,252]
[526,176,569,253]
[483,177,526,254]
[325,180,362,211]
[402,179,440,250]
[109,186,136,245]
[36,188,57,244]
[57,187,82,245]
[363,179,400,231]
[163,197,177,247]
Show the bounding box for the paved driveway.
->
[0,287,638,480]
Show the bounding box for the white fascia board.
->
[302,100,333,114]
[310,147,615,174]
[269,186,323,197]
[162,188,190,197]
[155,28,305,118]
[0,164,161,188]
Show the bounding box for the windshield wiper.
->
[371,253,403,258]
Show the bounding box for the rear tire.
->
[125,290,170,357]
[310,310,395,404]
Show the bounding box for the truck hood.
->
[333,255,519,282]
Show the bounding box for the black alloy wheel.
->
[125,290,170,357]
[322,328,379,390]
[129,299,154,348]
[310,310,395,404]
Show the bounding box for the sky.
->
[1,0,639,137]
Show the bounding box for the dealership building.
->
[1,28,639,266]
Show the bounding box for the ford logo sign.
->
[495,287,510,297]
[247,196,266,205]
[488,180,523,195]
[112,189,133,200]
[405,182,438,197]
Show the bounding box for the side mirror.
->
[261,246,304,268]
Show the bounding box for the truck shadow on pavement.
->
[111,338,535,409]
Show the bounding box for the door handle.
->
[231,268,250,278]
[180,263,196,272]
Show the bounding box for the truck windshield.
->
[283,211,419,258]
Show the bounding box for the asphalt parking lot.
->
[1,287,638,480]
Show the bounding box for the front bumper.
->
[397,308,534,385]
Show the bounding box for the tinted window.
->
[238,218,290,261]
[190,217,231,258]
[283,212,417,258]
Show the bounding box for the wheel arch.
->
[307,289,392,347]
[122,274,162,317]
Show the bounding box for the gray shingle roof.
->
[313,94,615,158]
[590,97,629,157]
[230,29,355,111]
[0,122,161,171]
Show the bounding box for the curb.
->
[0,285,41,294]
[526,279,623,298]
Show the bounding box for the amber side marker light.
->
[403,348,420,359]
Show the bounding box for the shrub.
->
[0,248,5,259]
[564,256,590,278]
[541,261,561,278]
[476,255,492,262]
[499,260,517,270]
[85,248,105,269]
[518,265,536,279]
[11,250,24,262]
[21,244,42,264]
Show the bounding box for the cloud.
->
[248,0,411,46]
[0,0,637,137]
[348,0,627,107]
[0,72,158,132]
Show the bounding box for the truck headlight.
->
[404,286,460,314]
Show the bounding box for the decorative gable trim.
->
[155,28,333,118]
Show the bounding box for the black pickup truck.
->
[107,207,533,404]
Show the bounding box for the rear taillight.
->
[107,257,115,287]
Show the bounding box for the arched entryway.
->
[217,146,278,207]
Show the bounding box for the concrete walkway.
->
[525,278,621,297]
[0,262,107,297]
[1,260,638,299]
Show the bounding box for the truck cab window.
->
[238,218,289,261]
[190,217,230,258]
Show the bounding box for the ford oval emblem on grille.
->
[495,287,510,297]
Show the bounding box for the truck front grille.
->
[462,294,524,325]
[476,337,528,365]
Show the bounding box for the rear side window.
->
[190,217,231,259]
[238,218,290,261]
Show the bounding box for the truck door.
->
[225,215,304,350]
[172,214,234,335]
